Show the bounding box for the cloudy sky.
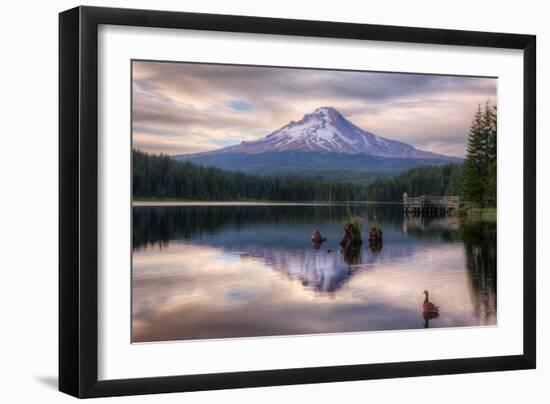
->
[132,61,496,158]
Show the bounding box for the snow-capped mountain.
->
[175,107,460,179]
[198,106,447,159]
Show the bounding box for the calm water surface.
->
[132,204,496,342]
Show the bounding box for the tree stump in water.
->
[367,218,383,254]
[311,229,327,243]
[368,227,383,243]
[340,220,362,249]
[311,229,327,250]
[368,216,382,242]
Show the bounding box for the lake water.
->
[132,204,496,342]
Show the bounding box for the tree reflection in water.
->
[461,220,497,324]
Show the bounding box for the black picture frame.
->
[59,5,536,398]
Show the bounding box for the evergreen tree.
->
[483,103,497,207]
[484,102,497,162]
[462,105,487,206]
[483,160,497,207]
[461,102,497,207]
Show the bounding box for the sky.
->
[132,61,497,158]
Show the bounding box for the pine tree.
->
[461,102,497,208]
[483,103,497,207]
[484,102,497,162]
[462,104,486,206]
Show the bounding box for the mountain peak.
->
[305,106,342,122]
[312,106,338,115]
[192,107,455,160]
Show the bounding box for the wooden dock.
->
[402,193,460,216]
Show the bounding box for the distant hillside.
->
[175,151,458,184]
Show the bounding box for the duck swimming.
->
[423,290,439,314]
[422,290,439,328]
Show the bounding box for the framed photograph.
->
[59,6,536,398]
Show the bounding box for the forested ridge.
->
[133,149,465,202]
[133,150,370,201]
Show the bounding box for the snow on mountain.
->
[197,106,449,159]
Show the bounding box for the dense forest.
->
[133,149,462,202]
[367,164,463,202]
[365,163,464,202]
[133,150,369,201]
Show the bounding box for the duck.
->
[422,290,439,315]
[422,290,439,328]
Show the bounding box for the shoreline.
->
[132,200,401,207]
[132,200,496,222]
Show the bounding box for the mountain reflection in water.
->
[132,204,496,342]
